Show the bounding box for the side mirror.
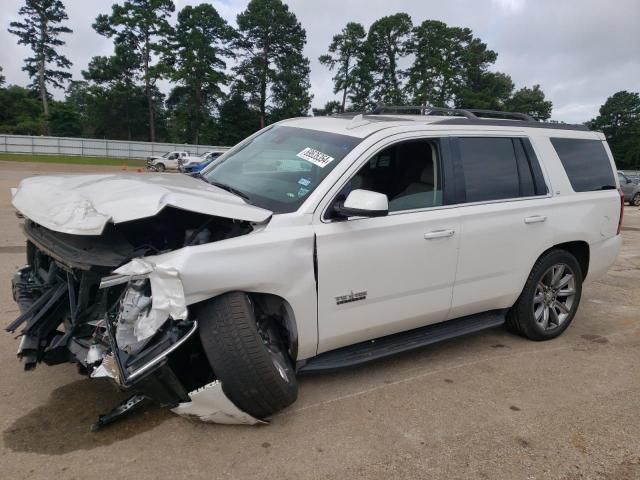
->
[627,178,633,184]
[334,189,389,218]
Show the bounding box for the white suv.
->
[8,108,623,427]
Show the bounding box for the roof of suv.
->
[280,112,590,139]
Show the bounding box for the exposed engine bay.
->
[7,207,258,428]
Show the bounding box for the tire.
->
[506,249,583,341]
[156,163,166,172]
[196,292,297,419]
[632,193,640,207]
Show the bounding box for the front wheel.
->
[196,292,297,419]
[155,163,166,172]
[507,249,583,341]
[632,193,640,207]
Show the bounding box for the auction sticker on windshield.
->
[296,147,335,168]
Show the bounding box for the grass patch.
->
[0,153,145,167]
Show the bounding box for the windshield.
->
[161,152,170,158]
[202,125,361,213]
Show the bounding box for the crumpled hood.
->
[12,173,272,235]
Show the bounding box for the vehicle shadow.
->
[3,377,172,455]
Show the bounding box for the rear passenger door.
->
[448,136,552,319]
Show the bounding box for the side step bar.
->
[298,310,506,374]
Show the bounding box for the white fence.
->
[0,134,230,159]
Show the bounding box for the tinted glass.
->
[550,138,615,192]
[333,140,443,215]
[458,138,520,202]
[202,126,361,213]
[513,139,535,197]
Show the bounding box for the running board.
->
[299,310,506,374]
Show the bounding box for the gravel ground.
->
[0,161,638,480]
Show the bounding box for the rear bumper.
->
[586,235,622,283]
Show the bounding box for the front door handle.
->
[524,215,547,224]
[424,229,455,240]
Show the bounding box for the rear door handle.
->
[424,229,455,240]
[524,215,547,224]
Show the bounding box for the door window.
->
[457,137,547,203]
[331,139,443,216]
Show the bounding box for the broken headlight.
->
[115,279,169,354]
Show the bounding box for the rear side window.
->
[550,138,615,192]
[457,137,547,203]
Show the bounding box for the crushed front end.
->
[7,210,256,428]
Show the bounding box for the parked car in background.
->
[181,156,217,175]
[179,150,226,172]
[618,171,640,206]
[621,171,640,184]
[146,151,190,171]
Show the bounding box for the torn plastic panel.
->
[172,381,266,425]
[104,258,188,353]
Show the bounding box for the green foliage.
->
[216,91,261,146]
[455,71,514,110]
[312,100,342,116]
[8,0,73,128]
[0,85,45,134]
[233,0,312,128]
[504,85,552,120]
[48,100,82,136]
[590,91,640,168]
[407,20,476,107]
[367,13,413,105]
[164,4,235,144]
[93,0,175,141]
[319,22,367,112]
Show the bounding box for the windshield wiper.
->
[208,180,252,202]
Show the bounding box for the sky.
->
[0,0,638,124]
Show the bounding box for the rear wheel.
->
[632,193,640,207]
[196,292,297,419]
[507,249,583,340]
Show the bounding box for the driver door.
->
[314,136,461,353]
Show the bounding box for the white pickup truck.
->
[145,150,191,171]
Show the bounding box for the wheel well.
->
[248,293,299,361]
[548,241,590,280]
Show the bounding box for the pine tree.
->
[367,13,412,105]
[319,22,367,112]
[233,0,312,128]
[8,0,73,133]
[164,4,235,144]
[93,0,175,142]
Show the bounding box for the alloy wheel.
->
[532,263,577,330]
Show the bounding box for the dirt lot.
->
[0,161,638,480]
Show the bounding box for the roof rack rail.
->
[464,109,536,122]
[370,105,537,122]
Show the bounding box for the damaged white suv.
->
[8,107,623,428]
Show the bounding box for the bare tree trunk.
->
[38,19,50,135]
[341,57,349,113]
[259,39,270,129]
[144,41,155,142]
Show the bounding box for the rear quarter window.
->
[550,138,616,192]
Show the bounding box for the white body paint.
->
[11,116,623,424]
